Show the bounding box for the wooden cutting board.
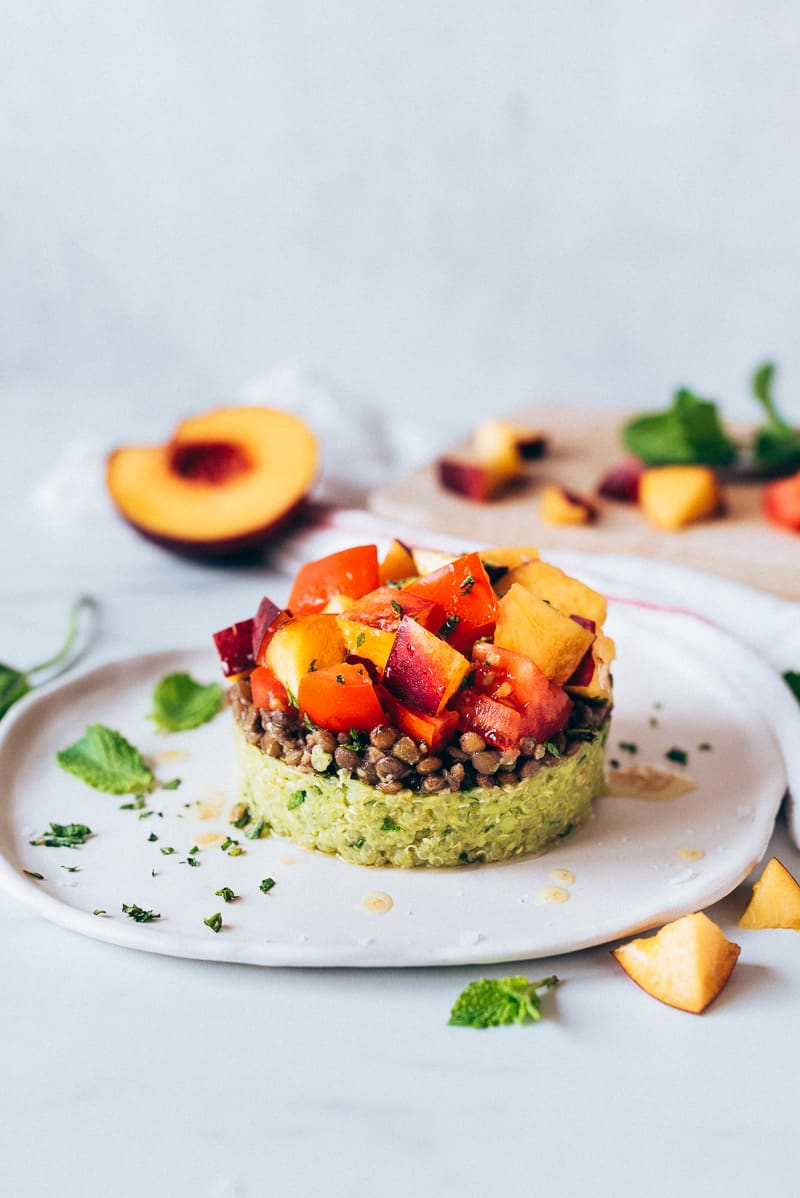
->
[368,404,800,601]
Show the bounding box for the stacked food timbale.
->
[213,541,614,868]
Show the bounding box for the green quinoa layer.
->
[235,723,609,868]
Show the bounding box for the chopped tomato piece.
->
[383,616,471,716]
[403,551,498,654]
[380,690,459,752]
[288,545,380,615]
[454,691,527,751]
[297,662,386,733]
[466,641,573,745]
[338,586,443,633]
[763,471,800,531]
[250,665,289,711]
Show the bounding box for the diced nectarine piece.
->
[107,406,318,558]
[411,547,458,576]
[263,614,346,701]
[496,559,607,627]
[539,484,596,526]
[494,583,594,685]
[338,586,442,633]
[336,619,395,671]
[478,546,540,571]
[438,454,517,501]
[475,420,546,462]
[383,616,470,715]
[612,913,740,1014]
[321,593,356,614]
[379,538,416,584]
[738,858,800,930]
[639,466,722,530]
[597,457,644,502]
[565,633,616,701]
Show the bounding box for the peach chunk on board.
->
[612,913,740,1014]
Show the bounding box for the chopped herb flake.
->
[227,845,244,857]
[60,864,80,873]
[120,794,147,811]
[259,877,276,894]
[665,747,689,766]
[783,671,800,704]
[183,856,200,867]
[390,598,404,616]
[609,758,620,769]
[93,908,108,916]
[229,805,251,829]
[345,729,367,751]
[460,574,476,594]
[438,613,460,639]
[122,903,159,922]
[244,817,269,840]
[381,816,401,832]
[30,822,92,848]
[204,912,223,933]
[544,742,561,758]
[336,674,346,685]
[618,741,638,754]
[348,838,365,850]
[160,846,175,856]
[287,790,306,811]
[147,832,158,842]
[698,742,712,751]
[23,869,44,880]
[355,632,366,648]
[215,887,237,903]
[220,836,237,852]
[162,778,181,791]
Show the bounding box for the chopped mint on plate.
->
[149,671,223,733]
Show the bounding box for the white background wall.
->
[2,1,799,430]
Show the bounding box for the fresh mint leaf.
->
[622,389,737,466]
[57,724,154,795]
[149,672,223,733]
[30,822,92,848]
[751,363,800,474]
[449,975,559,1028]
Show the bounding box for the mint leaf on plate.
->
[449,975,559,1028]
[57,724,154,795]
[149,672,223,733]
[30,822,93,848]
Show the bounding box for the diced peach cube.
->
[382,616,470,715]
[738,858,800,930]
[264,614,346,701]
[639,465,722,530]
[496,559,607,627]
[494,583,594,685]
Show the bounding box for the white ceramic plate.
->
[0,602,790,967]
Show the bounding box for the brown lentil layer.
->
[227,677,611,795]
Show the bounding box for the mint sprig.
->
[149,672,223,733]
[449,975,559,1028]
[57,724,154,795]
[751,362,800,474]
[622,389,737,466]
[0,596,95,721]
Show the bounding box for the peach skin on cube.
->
[263,614,346,701]
[382,616,470,716]
[494,583,594,685]
[612,912,740,1014]
[738,858,800,930]
[378,538,416,585]
[335,618,396,671]
[496,559,607,628]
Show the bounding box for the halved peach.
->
[107,406,318,558]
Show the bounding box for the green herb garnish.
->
[93,909,108,916]
[438,613,460,639]
[460,574,476,594]
[120,794,147,811]
[30,822,92,848]
[544,741,560,758]
[618,741,638,754]
[784,670,800,704]
[23,870,44,880]
[122,903,159,923]
[229,805,251,829]
[665,747,688,766]
[215,887,237,903]
[287,790,306,811]
[751,362,800,474]
[147,832,158,843]
[204,912,222,933]
[227,845,243,857]
[449,975,559,1028]
[336,674,345,685]
[60,864,80,872]
[622,388,737,466]
[355,632,366,649]
[381,816,401,832]
[259,877,276,894]
[244,817,269,840]
[160,846,175,855]
[220,835,237,852]
[149,672,222,733]
[0,596,95,721]
[345,728,367,751]
[162,778,181,791]
[184,856,199,867]
[57,724,154,795]
[390,599,404,616]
